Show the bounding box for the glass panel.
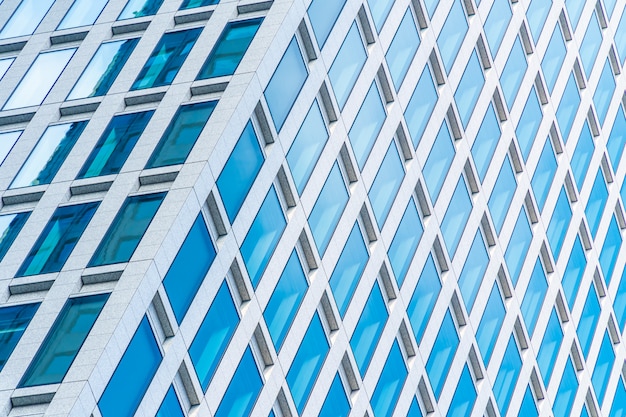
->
[516,86,543,161]
[446,364,476,417]
[20,294,108,387]
[0,57,14,81]
[350,281,388,375]
[405,66,438,148]
[607,106,626,171]
[0,211,30,262]
[57,0,108,30]
[616,12,626,65]
[388,197,423,287]
[476,283,505,364]
[537,309,563,385]
[609,378,626,417]
[571,120,594,189]
[265,37,308,131]
[454,50,484,127]
[4,48,76,110]
[552,358,578,417]
[504,208,533,286]
[423,121,455,203]
[423,0,439,18]
[17,202,99,277]
[214,346,263,417]
[349,82,386,169]
[500,37,527,109]
[547,188,572,260]
[307,0,347,48]
[131,28,202,90]
[78,110,154,178]
[532,137,557,211]
[118,0,165,20]
[577,285,601,358]
[541,25,566,93]
[67,38,139,100]
[319,373,350,417]
[426,309,459,398]
[599,215,622,286]
[593,59,616,125]
[368,0,394,32]
[458,230,489,312]
[180,0,218,10]
[156,386,184,417]
[369,141,404,228]
[89,192,166,266]
[521,259,548,336]
[0,0,54,39]
[592,331,614,405]
[585,169,608,237]
[407,254,441,344]
[441,176,472,257]
[189,280,238,391]
[604,0,616,16]
[386,8,420,90]
[518,386,539,416]
[472,103,501,181]
[146,101,217,168]
[484,0,512,55]
[240,185,286,287]
[556,73,580,143]
[526,0,551,42]
[0,303,39,372]
[493,335,522,415]
[370,340,407,417]
[197,18,263,79]
[580,12,602,77]
[563,236,586,309]
[488,155,516,234]
[565,0,585,28]
[0,129,21,166]
[408,397,424,417]
[437,0,468,73]
[163,214,216,323]
[614,269,626,332]
[328,22,367,109]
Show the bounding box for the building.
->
[0,0,625,416]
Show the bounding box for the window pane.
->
[386,8,420,90]
[526,0,551,42]
[609,378,626,417]
[437,0,468,73]
[408,397,424,417]
[454,50,484,127]
[565,0,585,29]
[319,373,350,417]
[537,309,563,385]
[580,12,602,77]
[423,121,455,203]
[585,169,608,238]
[577,285,601,357]
[388,197,423,287]
[89,192,166,267]
[349,81,386,170]
[476,283,505,365]
[556,73,580,143]
[0,0,54,39]
[541,26,566,93]
[426,309,459,398]
[571,120,594,189]
[0,211,30,262]
[484,0,512,55]
[215,346,263,417]
[446,364,476,417]
[500,37,527,109]
[78,110,154,178]
[156,386,184,417]
[146,101,217,168]
[131,28,202,90]
[368,0,394,32]
[599,216,622,286]
[405,66,438,148]
[532,137,557,211]
[547,188,572,260]
[593,59,616,125]
[307,0,346,48]
[369,141,404,228]
[518,386,539,417]
[516,87,543,161]
[592,331,614,405]
[441,176,472,257]
[407,254,441,344]
[57,0,108,30]
[614,269,626,332]
[458,230,489,312]
[20,294,108,387]
[371,340,407,417]
[0,57,14,81]
[616,12,626,65]
[552,358,578,417]
[328,22,367,109]
[0,303,39,372]
[521,259,548,336]
[472,103,501,181]
[488,155,516,234]
[423,0,439,17]
[504,208,533,286]
[179,0,218,10]
[17,202,99,277]
[493,336,522,415]
[118,0,164,20]
[562,236,586,309]
[607,106,626,171]
[350,281,388,375]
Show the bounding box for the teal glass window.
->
[330,222,369,317]
[616,13,626,65]
[493,335,522,415]
[180,0,218,9]
[437,0,468,73]
[189,280,238,391]
[580,12,602,77]
[0,0,54,40]
[0,129,20,166]
[565,0,585,29]
[407,254,441,344]
[319,373,350,417]
[547,188,572,260]
[287,101,328,195]
[240,185,286,287]
[3,47,76,110]
[405,66,438,148]
[309,162,349,256]
[131,28,202,90]
[0,211,31,262]
[504,208,532,286]
[370,340,407,417]
[592,331,614,405]
[423,120,455,203]
[146,101,217,168]
[562,236,586,309]
[118,0,164,19]
[287,312,329,413]
[541,25,566,93]
[476,283,505,364]
[197,18,263,79]
[67,39,139,100]
[264,250,308,350]
[217,121,264,223]
[89,192,166,267]
[593,59,616,125]
[265,37,308,131]
[552,358,578,417]
[426,309,459,398]
[20,293,108,387]
[388,197,423,287]
[521,259,548,335]
[614,269,626,332]
[350,281,388,375]
[518,386,539,416]
[458,230,489,312]
[472,103,501,181]
[408,397,424,417]
[163,214,216,323]
[16,202,99,277]
[307,0,346,48]
[556,73,580,142]
[446,364,476,417]
[329,22,367,110]
[571,120,595,189]
[386,8,420,90]
[500,37,527,109]
[156,386,183,417]
[78,110,154,179]
[585,169,608,237]
[526,0,551,42]
[577,284,601,357]
[11,121,87,189]
[607,106,625,170]
[0,303,39,372]
[537,309,563,385]
[368,0,394,32]
[484,0,512,55]
[532,137,557,211]
[99,316,161,417]
[488,155,516,234]
[57,0,108,30]
[369,141,404,228]
[441,176,472,257]
[215,346,263,417]
[349,82,386,169]
[610,378,626,417]
[599,215,622,286]
[516,86,543,160]
[455,50,484,127]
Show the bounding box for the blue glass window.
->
[405,66,438,148]
[407,254,441,344]
[0,0,54,39]
[163,214,216,323]
[614,269,626,332]
[607,106,626,171]
[532,137,557,211]
[484,0,512,55]
[604,0,617,16]
[319,373,350,417]
[521,259,548,336]
[264,250,308,351]
[330,222,369,317]
[426,309,459,398]
[240,185,286,287]
[189,280,238,391]
[585,169,608,237]
[388,197,423,287]
[556,73,580,142]
[423,0,439,18]
[349,82,386,169]
[476,283,505,364]
[215,346,263,417]
[446,364,476,417]
[458,230,489,312]
[0,211,30,263]
[455,50,484,127]
[437,0,468,73]
[368,0,394,32]
[131,28,202,90]
[58,0,108,30]
[547,188,572,260]
[541,25,566,93]
[616,13,626,65]
[565,0,585,29]
[610,378,626,417]
[488,155,516,234]
[504,208,533,286]
[571,120,595,189]
[78,110,154,179]
[423,120,455,203]
[350,281,388,375]
[493,335,522,415]
[500,37,527,109]
[156,386,184,417]
[580,12,602,78]
[577,285,601,357]
[516,87,543,161]
[0,57,14,82]
[179,0,218,10]
[370,340,407,417]
[118,0,164,19]
[537,309,563,385]
[286,312,329,413]
[441,176,472,257]
[408,398,423,417]
[386,8,420,90]
[68,39,139,100]
[0,303,39,372]
[217,121,264,223]
[89,192,166,267]
[552,358,578,417]
[472,103,501,181]
[307,0,346,48]
[287,100,328,195]
[309,162,349,256]
[146,101,217,168]
[20,293,108,387]
[0,129,20,165]
[369,141,404,228]
[599,216,622,286]
[265,37,308,131]
[17,202,99,277]
[592,331,614,405]
[593,59,616,125]
[329,22,367,110]
[526,0,551,42]
[563,236,586,309]
[518,386,539,416]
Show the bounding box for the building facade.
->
[0,0,625,416]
